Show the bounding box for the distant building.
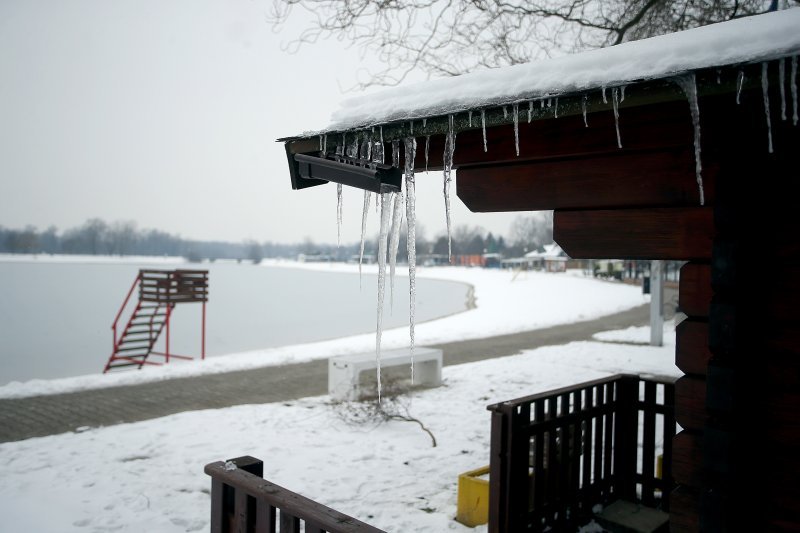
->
[501,243,568,272]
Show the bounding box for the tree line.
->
[0,212,553,263]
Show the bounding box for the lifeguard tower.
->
[103,269,208,372]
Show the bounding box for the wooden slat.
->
[672,430,703,487]
[674,376,707,431]
[676,319,711,376]
[553,207,713,260]
[280,511,300,533]
[641,381,657,506]
[678,262,711,317]
[457,145,708,212]
[417,97,698,171]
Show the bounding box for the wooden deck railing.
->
[487,374,675,532]
[139,269,208,303]
[205,456,386,533]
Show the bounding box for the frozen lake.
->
[0,257,469,384]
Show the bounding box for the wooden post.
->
[650,260,664,346]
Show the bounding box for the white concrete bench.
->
[328,346,443,401]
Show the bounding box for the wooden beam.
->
[672,430,704,488]
[457,146,710,212]
[679,263,711,318]
[676,319,711,376]
[553,207,714,260]
[669,485,701,533]
[675,375,707,431]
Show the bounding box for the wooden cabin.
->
[207,10,799,532]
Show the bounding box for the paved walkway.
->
[0,289,676,443]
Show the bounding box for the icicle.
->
[375,192,391,402]
[404,137,418,383]
[468,110,473,127]
[736,71,745,104]
[319,134,323,151]
[621,86,626,102]
[540,100,545,109]
[410,121,414,135]
[792,56,798,126]
[323,134,327,155]
[341,133,346,156]
[443,114,456,260]
[779,58,787,121]
[503,106,508,119]
[762,62,774,154]
[425,136,430,173]
[602,87,607,104]
[375,191,379,214]
[388,190,404,306]
[366,131,373,162]
[379,127,385,163]
[612,87,622,149]
[717,69,721,84]
[336,184,343,247]
[512,103,520,156]
[675,74,705,206]
[358,191,371,287]
[422,118,427,128]
[528,101,533,123]
[582,95,589,127]
[481,109,487,152]
[392,140,400,167]
[547,98,552,108]
[553,98,559,118]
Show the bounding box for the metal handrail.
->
[111,272,141,352]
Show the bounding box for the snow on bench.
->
[328,347,443,401]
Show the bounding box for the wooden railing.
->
[139,269,208,303]
[487,374,675,532]
[205,456,386,533]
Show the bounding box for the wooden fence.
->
[205,456,386,533]
[487,374,675,532]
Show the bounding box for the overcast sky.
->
[0,0,520,244]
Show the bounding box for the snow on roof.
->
[524,243,566,259]
[325,9,800,133]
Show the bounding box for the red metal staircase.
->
[104,269,208,373]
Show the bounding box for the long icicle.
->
[582,95,589,127]
[513,103,520,156]
[792,56,799,126]
[612,87,622,148]
[443,114,456,260]
[425,136,430,173]
[375,192,391,402]
[404,137,418,384]
[779,58,787,121]
[675,74,705,206]
[481,109,487,152]
[736,71,745,104]
[388,189,404,307]
[358,190,370,288]
[336,184,342,247]
[762,62,774,153]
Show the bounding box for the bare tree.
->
[270,0,784,88]
[510,212,553,251]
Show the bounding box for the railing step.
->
[115,346,151,353]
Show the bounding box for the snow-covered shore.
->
[0,258,647,399]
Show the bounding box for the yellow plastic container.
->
[456,466,490,527]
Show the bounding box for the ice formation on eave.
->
[308,9,800,135]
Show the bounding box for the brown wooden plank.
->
[674,376,707,431]
[418,97,697,172]
[457,146,709,212]
[676,319,711,376]
[672,430,703,488]
[553,207,714,260]
[669,485,701,532]
[679,262,711,318]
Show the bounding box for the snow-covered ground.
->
[0,318,679,533]
[0,259,647,399]
[0,259,671,532]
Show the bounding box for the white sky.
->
[0,0,520,244]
